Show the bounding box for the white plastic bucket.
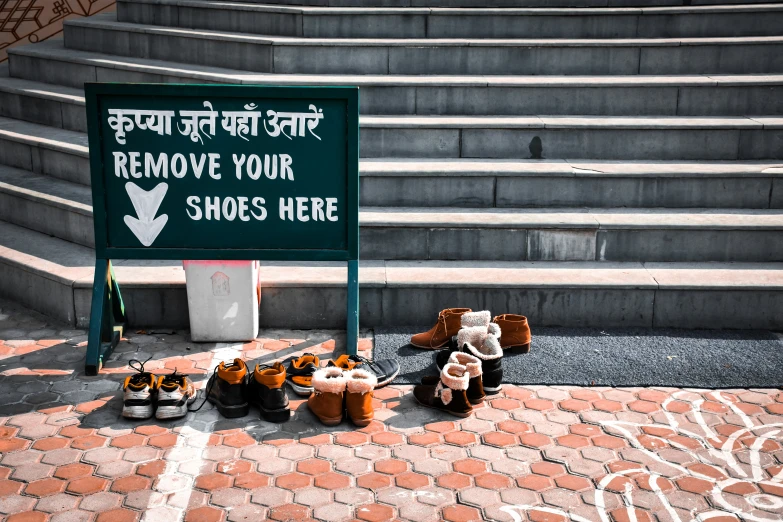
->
[183,260,260,342]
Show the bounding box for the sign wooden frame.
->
[84,83,360,375]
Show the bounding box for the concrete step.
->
[62,14,783,75]
[0,116,90,186]
[360,115,783,160]
[3,113,783,203]
[361,159,783,209]
[198,0,783,8]
[4,110,783,165]
[1,220,781,329]
[2,163,782,262]
[116,1,783,39]
[9,42,783,117]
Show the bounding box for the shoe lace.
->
[348,354,371,367]
[160,369,185,389]
[187,366,218,413]
[127,356,153,386]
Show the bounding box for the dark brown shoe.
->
[413,363,472,417]
[493,314,531,353]
[410,308,471,349]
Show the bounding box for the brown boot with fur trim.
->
[447,352,484,405]
[413,363,472,418]
[344,369,377,427]
[410,308,471,349]
[307,367,346,426]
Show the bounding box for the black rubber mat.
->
[374,327,783,388]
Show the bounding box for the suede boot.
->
[307,367,346,426]
[206,359,249,418]
[493,314,531,353]
[410,308,471,349]
[248,362,290,423]
[435,351,484,405]
[344,368,377,427]
[413,363,472,418]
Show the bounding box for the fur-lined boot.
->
[433,351,484,404]
[307,367,346,426]
[345,369,377,426]
[442,310,504,395]
[413,363,472,418]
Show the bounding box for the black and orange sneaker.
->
[285,353,320,396]
[122,358,157,419]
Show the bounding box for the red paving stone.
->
[1,304,782,522]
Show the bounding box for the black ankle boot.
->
[248,362,290,423]
[207,359,249,418]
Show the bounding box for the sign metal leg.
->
[347,259,359,356]
[85,260,127,376]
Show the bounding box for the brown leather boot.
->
[410,308,471,349]
[344,369,377,427]
[493,314,531,353]
[307,367,346,426]
[413,363,472,418]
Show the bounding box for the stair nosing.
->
[11,41,783,88]
[116,0,783,16]
[65,15,783,47]
[2,165,782,231]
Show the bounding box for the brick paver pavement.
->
[0,299,781,522]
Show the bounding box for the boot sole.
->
[414,395,472,418]
[316,415,343,426]
[504,343,531,354]
[208,396,249,418]
[483,385,503,395]
[259,405,290,423]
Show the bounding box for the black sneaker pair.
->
[201,359,290,422]
[326,354,400,388]
[284,353,401,396]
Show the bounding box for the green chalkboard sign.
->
[84,84,360,375]
[86,83,359,260]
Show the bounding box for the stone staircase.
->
[0,0,782,331]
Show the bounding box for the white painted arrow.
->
[123,182,169,247]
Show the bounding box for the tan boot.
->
[410,308,471,349]
[493,314,531,353]
[307,367,346,426]
[413,363,473,418]
[344,369,377,427]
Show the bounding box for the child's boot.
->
[344,368,377,427]
[307,367,346,426]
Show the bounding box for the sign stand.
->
[83,83,360,375]
[85,260,127,375]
